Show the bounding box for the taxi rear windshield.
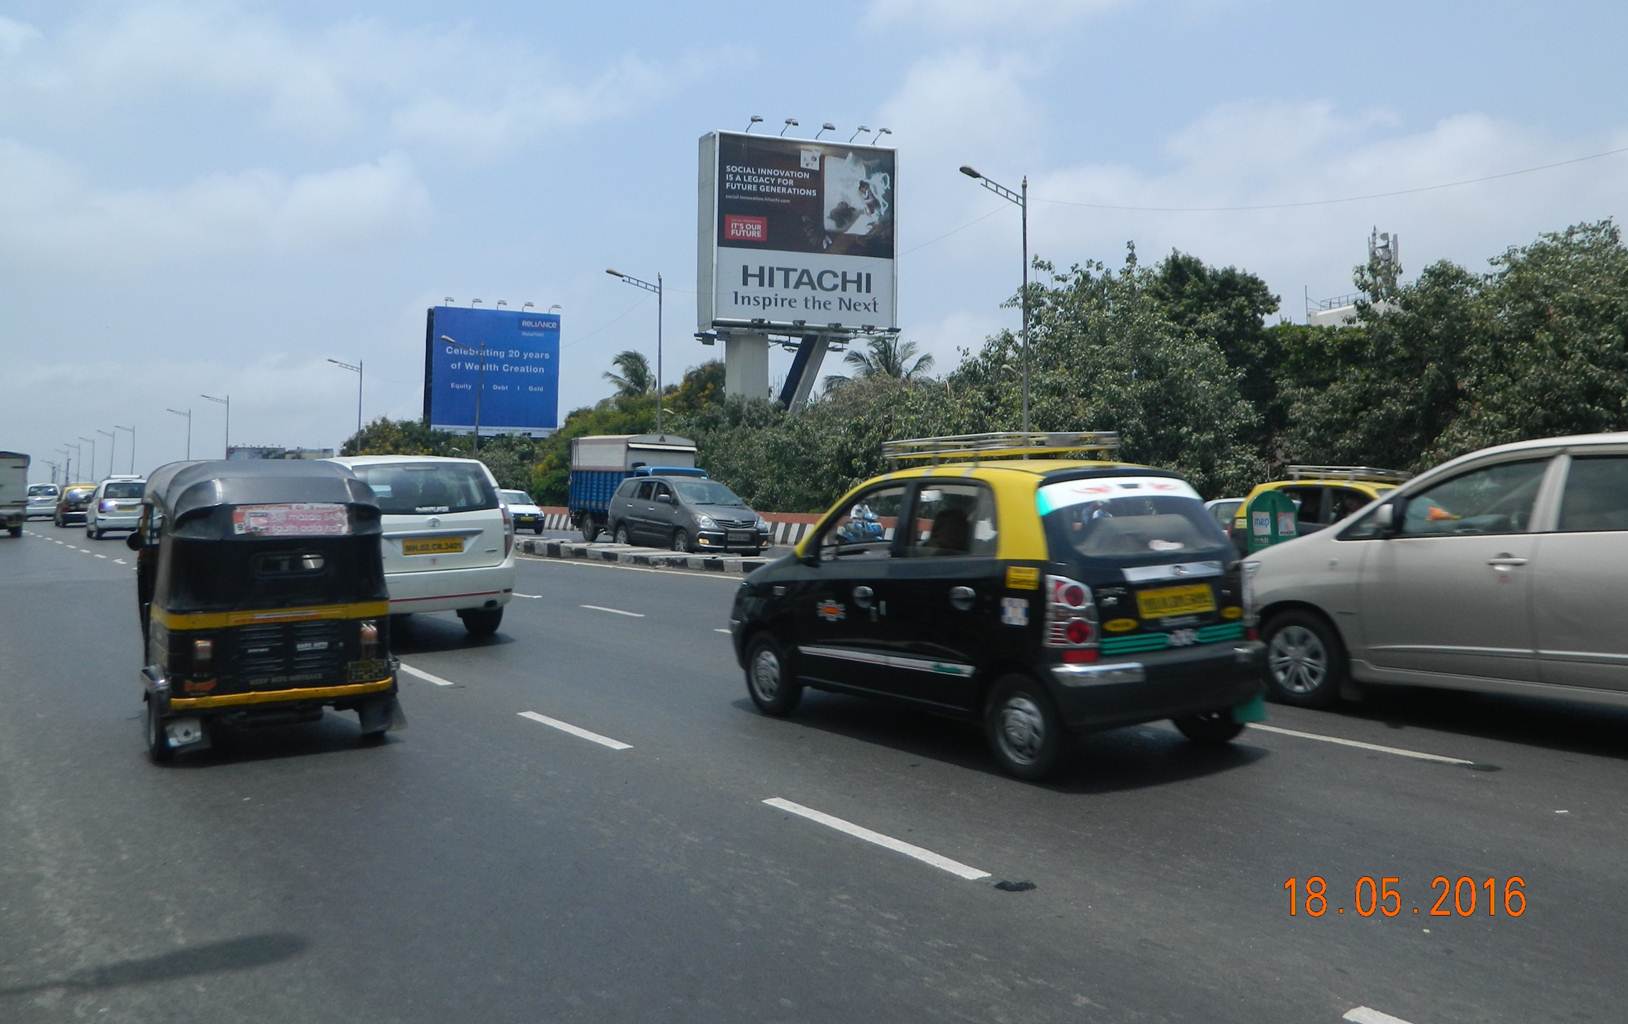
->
[1039,478,1231,564]
[352,463,497,515]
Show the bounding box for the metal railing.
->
[882,431,1121,466]
[1286,464,1410,483]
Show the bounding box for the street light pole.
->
[326,359,364,444]
[436,336,487,451]
[605,268,664,436]
[114,425,135,473]
[97,428,115,477]
[78,435,97,481]
[166,408,192,460]
[57,447,72,484]
[960,165,1031,435]
[201,393,230,457]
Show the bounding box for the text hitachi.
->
[739,266,872,293]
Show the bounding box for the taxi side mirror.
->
[125,532,144,552]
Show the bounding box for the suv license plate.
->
[727,531,754,544]
[402,537,465,556]
[1135,583,1216,619]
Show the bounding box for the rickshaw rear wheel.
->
[144,697,174,764]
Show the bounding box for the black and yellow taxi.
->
[132,460,404,762]
[729,432,1264,780]
[1232,465,1410,544]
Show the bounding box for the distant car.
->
[608,473,770,553]
[1205,497,1244,534]
[500,489,545,534]
[54,483,97,527]
[1249,433,1628,709]
[329,455,516,637]
[86,475,146,539]
[26,483,60,520]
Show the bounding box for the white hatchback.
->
[329,456,516,637]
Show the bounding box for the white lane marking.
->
[398,663,456,687]
[763,797,991,881]
[1345,1007,1418,1024]
[94,554,107,559]
[114,558,127,565]
[513,593,542,599]
[522,555,739,582]
[518,711,632,751]
[714,628,731,634]
[53,539,64,545]
[1248,723,1473,766]
[580,604,644,618]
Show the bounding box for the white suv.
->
[86,475,146,538]
[329,456,516,637]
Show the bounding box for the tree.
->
[828,335,935,386]
[603,350,655,396]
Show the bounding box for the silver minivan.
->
[1248,432,1628,708]
[608,473,770,554]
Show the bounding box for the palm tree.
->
[829,336,934,386]
[603,350,655,396]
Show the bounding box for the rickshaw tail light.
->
[360,620,380,658]
[192,638,213,664]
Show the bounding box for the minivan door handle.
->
[1487,554,1528,568]
[852,585,875,609]
[948,586,976,611]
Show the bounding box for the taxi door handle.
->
[948,586,976,611]
[852,585,875,609]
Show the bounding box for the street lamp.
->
[960,164,1031,435]
[815,122,835,140]
[78,435,97,481]
[744,114,763,133]
[58,446,72,484]
[439,335,488,451]
[166,408,192,459]
[849,125,870,142]
[326,358,363,441]
[780,117,798,136]
[114,425,135,473]
[201,393,230,457]
[605,268,664,436]
[97,428,115,477]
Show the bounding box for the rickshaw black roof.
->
[145,460,377,520]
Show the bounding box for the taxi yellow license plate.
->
[1135,583,1215,619]
[402,536,465,556]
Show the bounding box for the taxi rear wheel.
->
[745,634,802,716]
[144,698,173,764]
[985,675,1065,781]
[1173,710,1246,744]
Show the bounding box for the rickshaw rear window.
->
[353,463,497,515]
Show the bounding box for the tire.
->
[580,515,600,542]
[87,525,99,540]
[1263,610,1346,708]
[985,674,1067,781]
[7,525,20,538]
[744,633,802,716]
[533,524,543,535]
[144,697,173,764]
[54,514,63,528]
[1173,709,1247,745]
[614,523,632,545]
[459,607,503,638]
[672,529,692,553]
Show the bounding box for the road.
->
[3,521,1624,1023]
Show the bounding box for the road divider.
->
[518,711,632,751]
[518,537,769,575]
[763,797,991,881]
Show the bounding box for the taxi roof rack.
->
[1286,464,1411,483]
[882,431,1121,466]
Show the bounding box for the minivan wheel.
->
[744,634,802,716]
[614,523,632,545]
[672,529,692,553]
[985,674,1066,780]
[459,608,503,638]
[1173,709,1246,745]
[1263,611,1345,708]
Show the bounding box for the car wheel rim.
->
[1268,625,1328,695]
[674,531,687,552]
[751,648,780,701]
[997,695,1045,765]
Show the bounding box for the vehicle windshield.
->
[352,462,498,515]
[64,487,94,501]
[103,482,144,499]
[500,490,536,506]
[1039,477,1231,564]
[673,479,745,506]
[28,484,58,497]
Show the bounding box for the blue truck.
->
[569,434,699,541]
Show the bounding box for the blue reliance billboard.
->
[424,306,560,435]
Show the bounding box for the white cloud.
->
[0,14,41,57]
[866,0,1126,30]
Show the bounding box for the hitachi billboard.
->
[698,131,897,332]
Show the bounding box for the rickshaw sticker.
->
[232,503,351,537]
[1251,511,1271,537]
[1005,566,1040,590]
[816,600,846,623]
[1104,617,1139,633]
[1000,598,1029,627]
[1277,512,1297,536]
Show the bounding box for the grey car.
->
[26,483,60,520]
[1247,432,1628,709]
[608,474,770,553]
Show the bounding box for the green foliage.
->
[825,335,935,388]
[603,349,655,396]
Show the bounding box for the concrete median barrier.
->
[517,537,771,574]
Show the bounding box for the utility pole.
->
[605,268,664,435]
[166,408,192,460]
[960,165,1031,435]
[201,393,230,457]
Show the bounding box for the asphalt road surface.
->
[4,521,1624,1023]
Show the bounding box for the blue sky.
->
[4,0,1625,478]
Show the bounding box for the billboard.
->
[698,131,897,333]
[423,305,560,435]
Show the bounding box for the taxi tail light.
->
[501,503,514,558]
[359,620,380,659]
[1044,574,1099,652]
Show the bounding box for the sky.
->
[4,0,1626,481]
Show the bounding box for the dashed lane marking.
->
[518,711,632,751]
[763,797,991,881]
[1248,723,1474,766]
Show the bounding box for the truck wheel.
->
[580,515,600,542]
[7,525,21,538]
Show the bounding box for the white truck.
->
[1,451,30,537]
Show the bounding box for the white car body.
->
[86,475,146,537]
[329,456,516,630]
[1249,432,1628,709]
[499,489,546,534]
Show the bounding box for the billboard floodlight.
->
[779,117,798,136]
[849,125,869,142]
[522,302,535,310]
[815,122,834,140]
[745,114,763,132]
[873,128,892,143]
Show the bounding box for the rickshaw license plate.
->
[403,536,464,556]
[1136,583,1216,619]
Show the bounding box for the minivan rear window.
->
[1039,476,1230,563]
[104,482,144,499]
[353,463,497,515]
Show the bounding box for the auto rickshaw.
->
[131,460,405,762]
